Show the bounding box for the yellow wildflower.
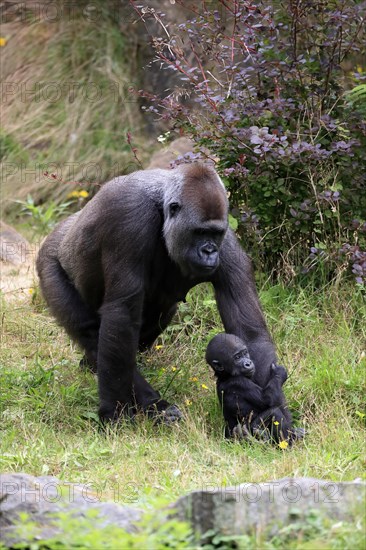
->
[28,288,34,295]
[155,344,163,350]
[273,421,280,426]
[171,366,177,371]
[201,384,209,390]
[67,190,89,199]
[190,376,198,382]
[0,38,7,47]
[279,440,289,450]
[185,399,192,406]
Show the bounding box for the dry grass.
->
[1,7,147,210]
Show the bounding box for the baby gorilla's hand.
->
[270,363,288,384]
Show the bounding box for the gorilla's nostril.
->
[201,243,217,256]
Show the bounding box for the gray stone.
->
[2,474,365,546]
[0,222,31,265]
[0,473,142,545]
[147,138,194,169]
[173,477,366,537]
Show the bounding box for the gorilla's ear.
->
[211,359,224,372]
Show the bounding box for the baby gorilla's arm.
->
[261,363,288,408]
[220,377,277,427]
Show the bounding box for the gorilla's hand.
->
[270,363,288,384]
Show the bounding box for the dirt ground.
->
[0,252,38,304]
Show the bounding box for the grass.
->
[1,2,145,212]
[1,274,365,548]
[1,279,365,510]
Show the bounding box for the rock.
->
[2,474,365,546]
[147,137,195,169]
[0,473,142,546]
[0,222,31,265]
[173,477,366,538]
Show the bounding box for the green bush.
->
[137,0,366,285]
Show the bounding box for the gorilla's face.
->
[163,166,229,278]
[206,334,256,379]
[226,341,255,378]
[182,222,227,276]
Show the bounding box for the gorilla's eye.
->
[169,202,181,217]
[234,349,246,360]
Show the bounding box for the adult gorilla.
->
[37,163,279,423]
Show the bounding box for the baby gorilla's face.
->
[230,344,255,377]
[206,333,256,378]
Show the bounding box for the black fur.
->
[206,333,294,441]
[37,163,282,424]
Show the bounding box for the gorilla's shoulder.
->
[103,168,177,190]
[93,168,179,208]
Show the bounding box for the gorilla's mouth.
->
[184,247,220,276]
[189,262,219,277]
[201,264,218,271]
[243,367,255,378]
[234,366,255,378]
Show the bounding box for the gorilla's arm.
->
[219,378,274,435]
[212,231,277,387]
[262,364,288,402]
[220,368,289,439]
[220,373,284,418]
[97,291,143,420]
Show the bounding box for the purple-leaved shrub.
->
[133,0,366,285]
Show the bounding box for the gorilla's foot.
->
[232,423,251,440]
[98,402,136,425]
[160,404,183,424]
[145,401,183,425]
[252,426,272,442]
[289,426,306,441]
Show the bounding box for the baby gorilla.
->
[206,333,292,443]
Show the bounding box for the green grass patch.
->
[1,283,365,509]
[1,277,365,548]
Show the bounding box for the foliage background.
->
[135,0,366,285]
